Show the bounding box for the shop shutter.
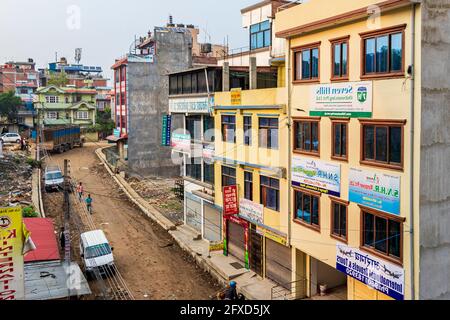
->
[250,228,263,277]
[228,221,245,264]
[186,194,201,233]
[266,238,292,288]
[203,203,221,242]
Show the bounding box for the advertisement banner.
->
[161,115,172,147]
[231,88,242,106]
[169,96,214,114]
[239,199,264,225]
[223,186,239,216]
[171,133,191,153]
[256,226,287,246]
[0,207,25,300]
[349,168,401,216]
[310,81,373,118]
[336,244,404,300]
[292,157,341,197]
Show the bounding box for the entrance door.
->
[228,220,246,265]
[249,227,263,277]
[266,238,292,288]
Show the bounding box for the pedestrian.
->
[223,281,238,300]
[76,182,84,201]
[59,227,65,249]
[85,194,93,214]
[20,137,26,151]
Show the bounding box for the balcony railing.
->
[271,278,307,300]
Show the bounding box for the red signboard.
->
[223,185,239,216]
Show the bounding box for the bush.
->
[22,206,39,218]
[27,158,42,168]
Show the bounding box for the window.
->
[361,120,405,170]
[204,161,214,184]
[221,115,236,143]
[222,166,236,187]
[294,189,320,230]
[45,96,59,104]
[259,118,278,149]
[331,120,348,161]
[250,20,271,50]
[294,43,320,82]
[183,74,192,94]
[244,172,253,201]
[361,25,405,77]
[76,111,89,120]
[186,157,201,181]
[331,37,349,80]
[47,112,57,119]
[361,209,403,263]
[260,176,279,212]
[186,115,202,141]
[331,200,348,242]
[244,116,252,146]
[294,119,320,156]
[203,116,215,142]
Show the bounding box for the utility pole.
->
[63,159,72,298]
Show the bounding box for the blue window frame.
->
[250,20,271,50]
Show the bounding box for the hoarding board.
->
[223,186,239,216]
[239,199,264,225]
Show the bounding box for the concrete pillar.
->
[223,62,230,92]
[249,57,257,90]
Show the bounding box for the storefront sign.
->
[161,115,172,147]
[223,186,239,216]
[0,207,25,300]
[349,168,401,216]
[292,157,341,197]
[239,199,264,225]
[231,88,242,106]
[128,54,154,63]
[310,81,373,118]
[169,96,214,114]
[113,129,120,138]
[336,244,404,300]
[171,133,191,153]
[209,242,224,252]
[256,226,287,246]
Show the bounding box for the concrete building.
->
[111,20,227,177]
[0,59,39,128]
[34,85,97,128]
[274,0,450,300]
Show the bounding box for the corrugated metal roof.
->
[24,218,60,263]
[25,261,91,300]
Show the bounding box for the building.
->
[274,0,450,300]
[111,20,226,177]
[0,59,39,128]
[34,85,97,127]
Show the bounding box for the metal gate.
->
[250,227,263,277]
[186,194,201,233]
[203,203,221,242]
[266,238,292,288]
[228,220,245,264]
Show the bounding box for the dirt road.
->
[43,143,220,300]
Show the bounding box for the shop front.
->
[224,215,249,269]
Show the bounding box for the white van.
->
[80,230,115,278]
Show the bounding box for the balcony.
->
[214,87,287,109]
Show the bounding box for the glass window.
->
[365,38,376,73]
[332,41,348,78]
[391,33,403,72]
[362,123,403,168]
[244,172,253,201]
[295,46,320,81]
[259,117,278,150]
[221,115,236,143]
[244,116,252,146]
[301,50,311,79]
[204,161,214,184]
[294,190,320,228]
[364,125,375,160]
[250,20,271,50]
[203,116,215,142]
[197,71,207,93]
[294,120,320,155]
[222,166,236,187]
[331,201,347,240]
[85,244,112,259]
[332,122,348,159]
[191,73,198,93]
[186,115,201,141]
[260,176,279,212]
[186,156,201,181]
[376,35,389,73]
[375,127,388,162]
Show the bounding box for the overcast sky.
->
[0,0,256,85]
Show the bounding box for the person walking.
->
[59,227,65,250]
[76,182,84,201]
[85,194,93,214]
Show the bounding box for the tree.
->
[47,71,69,87]
[0,91,22,123]
[88,108,115,137]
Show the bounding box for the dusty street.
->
[43,143,220,300]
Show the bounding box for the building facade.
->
[34,86,97,127]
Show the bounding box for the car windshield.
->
[46,172,63,180]
[85,243,112,259]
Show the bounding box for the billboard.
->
[223,186,239,216]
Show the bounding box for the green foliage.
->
[22,206,39,218]
[47,71,69,87]
[26,158,42,168]
[0,91,22,123]
[93,110,115,134]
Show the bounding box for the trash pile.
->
[0,151,33,208]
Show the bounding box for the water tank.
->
[201,43,212,54]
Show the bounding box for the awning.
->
[106,135,127,142]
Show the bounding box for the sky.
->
[0,0,257,85]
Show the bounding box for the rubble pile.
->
[127,176,183,223]
[0,151,33,208]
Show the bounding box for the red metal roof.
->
[23,218,60,263]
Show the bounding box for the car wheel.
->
[16,139,21,144]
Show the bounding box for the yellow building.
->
[274,0,425,300]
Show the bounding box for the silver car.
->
[0,133,21,144]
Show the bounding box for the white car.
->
[0,133,21,144]
[80,230,115,279]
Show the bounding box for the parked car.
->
[80,230,115,279]
[44,166,64,192]
[0,133,21,144]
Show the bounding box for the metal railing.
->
[271,278,307,300]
